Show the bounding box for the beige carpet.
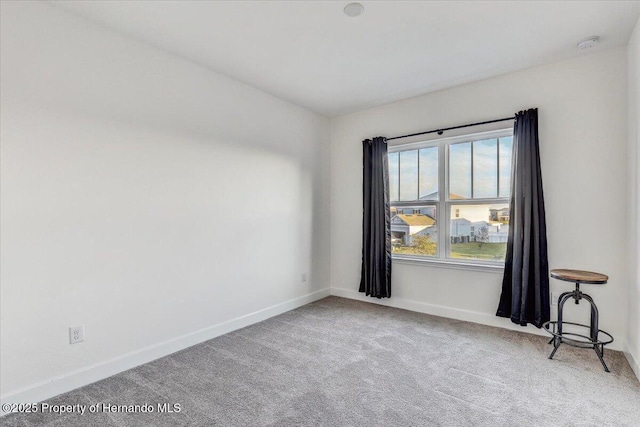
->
[3,296,639,426]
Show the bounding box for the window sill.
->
[392,255,505,273]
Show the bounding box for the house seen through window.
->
[388,129,513,264]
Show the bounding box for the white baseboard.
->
[0,288,331,415]
[330,287,625,352]
[623,344,640,382]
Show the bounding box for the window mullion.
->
[497,138,500,198]
[470,141,474,199]
[417,149,420,201]
[439,141,447,259]
[396,154,400,201]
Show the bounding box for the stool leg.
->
[582,294,599,342]
[548,293,573,360]
[594,345,610,373]
[547,322,556,344]
[548,341,561,360]
[556,292,574,336]
[581,293,610,373]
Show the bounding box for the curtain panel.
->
[496,108,550,327]
[360,137,392,298]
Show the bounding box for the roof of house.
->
[394,214,436,227]
[419,191,466,200]
[419,191,439,200]
[451,218,471,224]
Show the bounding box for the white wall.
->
[330,48,629,350]
[627,17,640,378]
[0,1,330,400]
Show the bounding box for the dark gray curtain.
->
[496,108,550,327]
[359,137,392,298]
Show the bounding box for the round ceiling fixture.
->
[577,36,600,50]
[344,2,364,17]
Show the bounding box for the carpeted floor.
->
[3,296,640,426]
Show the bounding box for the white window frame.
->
[388,128,512,271]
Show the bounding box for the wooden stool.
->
[543,269,613,372]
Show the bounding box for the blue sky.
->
[389,136,513,202]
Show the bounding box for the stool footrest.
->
[542,321,614,347]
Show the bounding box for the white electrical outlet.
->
[301,273,307,282]
[551,292,559,305]
[69,325,84,344]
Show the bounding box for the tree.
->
[475,226,489,248]
[413,235,436,255]
[392,234,437,256]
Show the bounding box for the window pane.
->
[391,206,438,257]
[473,139,498,198]
[388,152,399,202]
[499,137,513,198]
[449,204,509,261]
[449,142,471,199]
[399,150,418,201]
[419,147,438,200]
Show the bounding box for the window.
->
[388,129,513,265]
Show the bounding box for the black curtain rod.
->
[386,116,515,141]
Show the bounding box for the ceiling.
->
[52,1,640,118]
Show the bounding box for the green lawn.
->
[393,245,437,257]
[450,242,506,261]
[392,239,506,261]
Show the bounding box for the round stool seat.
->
[550,269,608,284]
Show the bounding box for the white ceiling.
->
[52,1,640,118]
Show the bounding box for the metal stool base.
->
[543,282,613,373]
[543,321,613,372]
